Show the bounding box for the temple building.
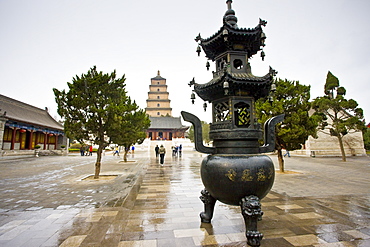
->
[0,94,67,154]
[145,71,188,140]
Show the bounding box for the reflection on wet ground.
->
[0,151,369,246]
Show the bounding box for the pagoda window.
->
[214,100,230,122]
[233,59,243,70]
[157,89,160,92]
[234,101,251,128]
[157,112,160,116]
[157,104,160,107]
[157,96,160,99]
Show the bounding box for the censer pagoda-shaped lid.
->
[191,0,277,103]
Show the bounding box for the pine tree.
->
[53,66,150,178]
[255,78,319,172]
[312,71,366,161]
[108,98,150,162]
[188,121,210,144]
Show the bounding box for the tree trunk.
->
[275,138,285,173]
[277,148,285,173]
[337,135,346,162]
[94,145,104,179]
[123,149,129,162]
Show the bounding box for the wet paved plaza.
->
[0,150,369,246]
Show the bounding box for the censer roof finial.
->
[224,0,237,27]
[226,0,232,10]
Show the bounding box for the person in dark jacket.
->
[159,145,166,165]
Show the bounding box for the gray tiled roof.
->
[151,75,166,80]
[149,116,187,129]
[0,94,63,130]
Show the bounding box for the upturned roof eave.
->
[199,24,263,60]
[200,23,262,44]
[193,71,272,102]
[194,71,271,89]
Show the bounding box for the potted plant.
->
[34,145,41,157]
[60,145,66,155]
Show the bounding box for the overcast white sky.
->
[1,0,369,125]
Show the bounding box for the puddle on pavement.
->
[276,170,302,174]
[82,175,118,181]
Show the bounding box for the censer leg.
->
[240,195,264,247]
[199,189,216,223]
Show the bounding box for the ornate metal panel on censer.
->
[181,1,284,246]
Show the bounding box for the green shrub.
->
[69,148,98,153]
[364,128,370,151]
[70,143,82,149]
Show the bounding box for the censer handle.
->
[181,111,216,154]
[259,114,285,153]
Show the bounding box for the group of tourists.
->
[79,145,93,156]
[154,144,182,165]
[154,144,166,165]
[113,146,135,156]
[171,145,182,157]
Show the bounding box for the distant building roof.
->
[0,94,63,131]
[149,116,188,130]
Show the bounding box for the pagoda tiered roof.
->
[198,22,265,61]
[151,70,166,80]
[191,0,274,103]
[193,67,275,102]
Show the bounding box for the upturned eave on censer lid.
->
[193,68,275,102]
[195,1,267,61]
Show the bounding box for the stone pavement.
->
[0,151,369,246]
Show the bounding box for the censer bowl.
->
[201,154,275,206]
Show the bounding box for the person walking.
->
[89,145,93,156]
[159,145,166,165]
[178,144,182,157]
[80,146,85,156]
[284,149,290,157]
[113,147,119,156]
[155,145,159,158]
